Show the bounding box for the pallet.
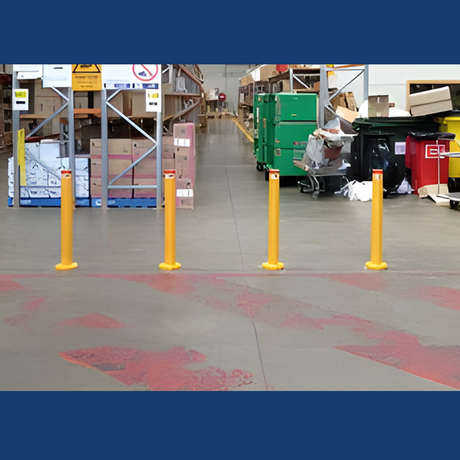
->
[8,197,91,207]
[91,198,157,208]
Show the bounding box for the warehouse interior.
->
[1,64,460,391]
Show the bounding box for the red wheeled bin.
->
[406,132,455,195]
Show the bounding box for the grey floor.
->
[1,118,460,391]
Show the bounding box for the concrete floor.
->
[1,118,460,391]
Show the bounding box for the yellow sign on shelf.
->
[72,64,102,91]
[18,129,26,186]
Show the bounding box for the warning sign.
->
[72,65,102,91]
[132,65,159,82]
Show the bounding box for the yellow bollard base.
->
[56,262,78,271]
[365,261,388,271]
[159,262,181,271]
[262,262,285,271]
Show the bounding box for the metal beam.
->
[67,88,76,198]
[156,110,163,208]
[364,65,369,102]
[109,145,157,185]
[106,100,157,145]
[101,89,109,210]
[26,102,69,139]
[12,72,20,207]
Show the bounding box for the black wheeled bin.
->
[351,116,441,189]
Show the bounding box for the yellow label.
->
[15,90,27,99]
[18,129,26,186]
[72,65,102,91]
[72,64,101,73]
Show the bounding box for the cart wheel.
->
[265,169,269,182]
[312,191,320,199]
[256,163,264,172]
[450,200,458,210]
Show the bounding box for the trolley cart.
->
[293,126,355,198]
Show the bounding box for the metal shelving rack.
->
[11,64,205,209]
[318,64,369,128]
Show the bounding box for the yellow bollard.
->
[366,169,388,271]
[262,169,284,271]
[159,170,181,271]
[56,170,78,271]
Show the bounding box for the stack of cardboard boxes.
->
[174,123,195,209]
[8,141,89,199]
[88,123,196,208]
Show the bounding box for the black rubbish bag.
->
[365,136,398,198]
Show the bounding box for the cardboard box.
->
[344,92,357,111]
[90,139,132,158]
[174,123,195,142]
[162,159,175,171]
[133,178,157,198]
[410,86,451,106]
[34,79,57,98]
[175,149,196,181]
[176,178,194,209]
[74,96,89,109]
[90,158,133,178]
[336,106,360,124]
[130,91,157,118]
[368,95,389,118]
[34,96,62,116]
[93,91,130,118]
[409,87,453,116]
[259,65,278,82]
[133,158,157,179]
[132,138,156,160]
[90,177,133,198]
[162,135,175,159]
[411,100,453,117]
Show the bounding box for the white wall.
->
[337,65,460,111]
[200,65,253,114]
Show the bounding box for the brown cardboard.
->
[90,158,133,177]
[345,92,357,111]
[409,87,453,116]
[90,177,133,198]
[162,135,175,159]
[368,95,390,117]
[93,91,129,118]
[133,178,156,198]
[132,138,155,160]
[410,100,453,117]
[162,159,175,171]
[259,65,279,81]
[90,138,132,157]
[410,86,451,106]
[336,106,360,124]
[133,158,157,179]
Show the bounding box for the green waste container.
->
[253,94,264,170]
[352,116,440,186]
[275,93,317,122]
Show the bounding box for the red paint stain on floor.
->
[283,309,460,389]
[403,286,460,311]
[282,312,375,332]
[58,313,126,329]
[311,273,389,292]
[0,276,26,292]
[338,332,460,390]
[22,297,46,311]
[4,312,30,329]
[59,346,253,391]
